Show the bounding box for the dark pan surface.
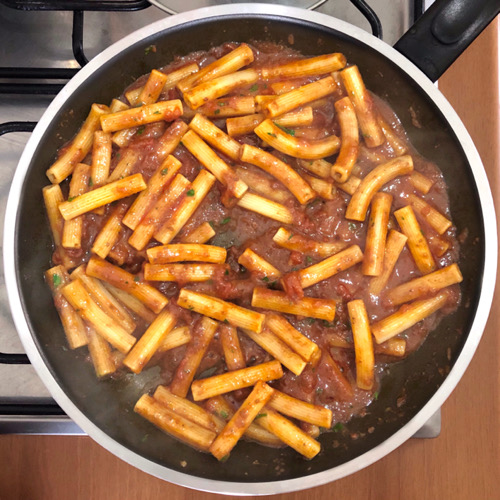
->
[15,14,484,482]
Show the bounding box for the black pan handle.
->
[394,0,500,82]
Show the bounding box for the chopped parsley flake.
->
[255,413,267,419]
[214,109,220,115]
[307,198,322,209]
[267,132,277,138]
[224,269,229,276]
[223,319,229,324]
[374,391,379,401]
[52,274,62,287]
[249,84,258,92]
[322,319,336,328]
[133,276,140,282]
[186,189,195,196]
[333,423,344,432]
[261,276,269,282]
[219,410,229,419]
[218,102,227,107]
[209,221,215,229]
[199,365,218,378]
[144,45,156,55]
[220,217,231,225]
[67,196,75,202]
[288,233,294,240]
[153,110,161,115]
[306,255,313,264]
[275,123,295,136]
[161,168,168,175]
[88,177,93,187]
[136,126,145,135]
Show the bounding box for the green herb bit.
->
[219,410,229,419]
[306,255,313,265]
[199,365,218,378]
[153,110,161,115]
[333,423,344,432]
[136,126,145,135]
[88,177,93,188]
[287,233,294,240]
[133,276,140,282]
[144,45,156,55]
[255,413,267,420]
[209,221,215,229]
[267,132,277,138]
[249,84,258,92]
[374,391,379,401]
[306,318,316,325]
[188,305,194,310]
[274,123,295,136]
[348,222,357,231]
[214,109,220,115]
[223,319,229,324]
[67,196,75,202]
[261,276,269,282]
[52,274,62,287]
[218,101,227,107]
[224,269,229,276]
[220,455,230,463]
[186,189,195,196]
[220,217,231,225]
[115,153,121,160]
[161,168,168,175]
[307,198,322,209]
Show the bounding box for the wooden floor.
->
[1,18,498,500]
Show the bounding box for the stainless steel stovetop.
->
[0,0,441,437]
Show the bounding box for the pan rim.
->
[3,3,497,496]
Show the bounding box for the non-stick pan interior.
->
[15,14,484,482]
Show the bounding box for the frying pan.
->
[3,1,498,495]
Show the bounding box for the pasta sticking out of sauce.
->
[43,41,461,461]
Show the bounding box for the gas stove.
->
[0,0,441,437]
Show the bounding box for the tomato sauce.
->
[50,41,461,436]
